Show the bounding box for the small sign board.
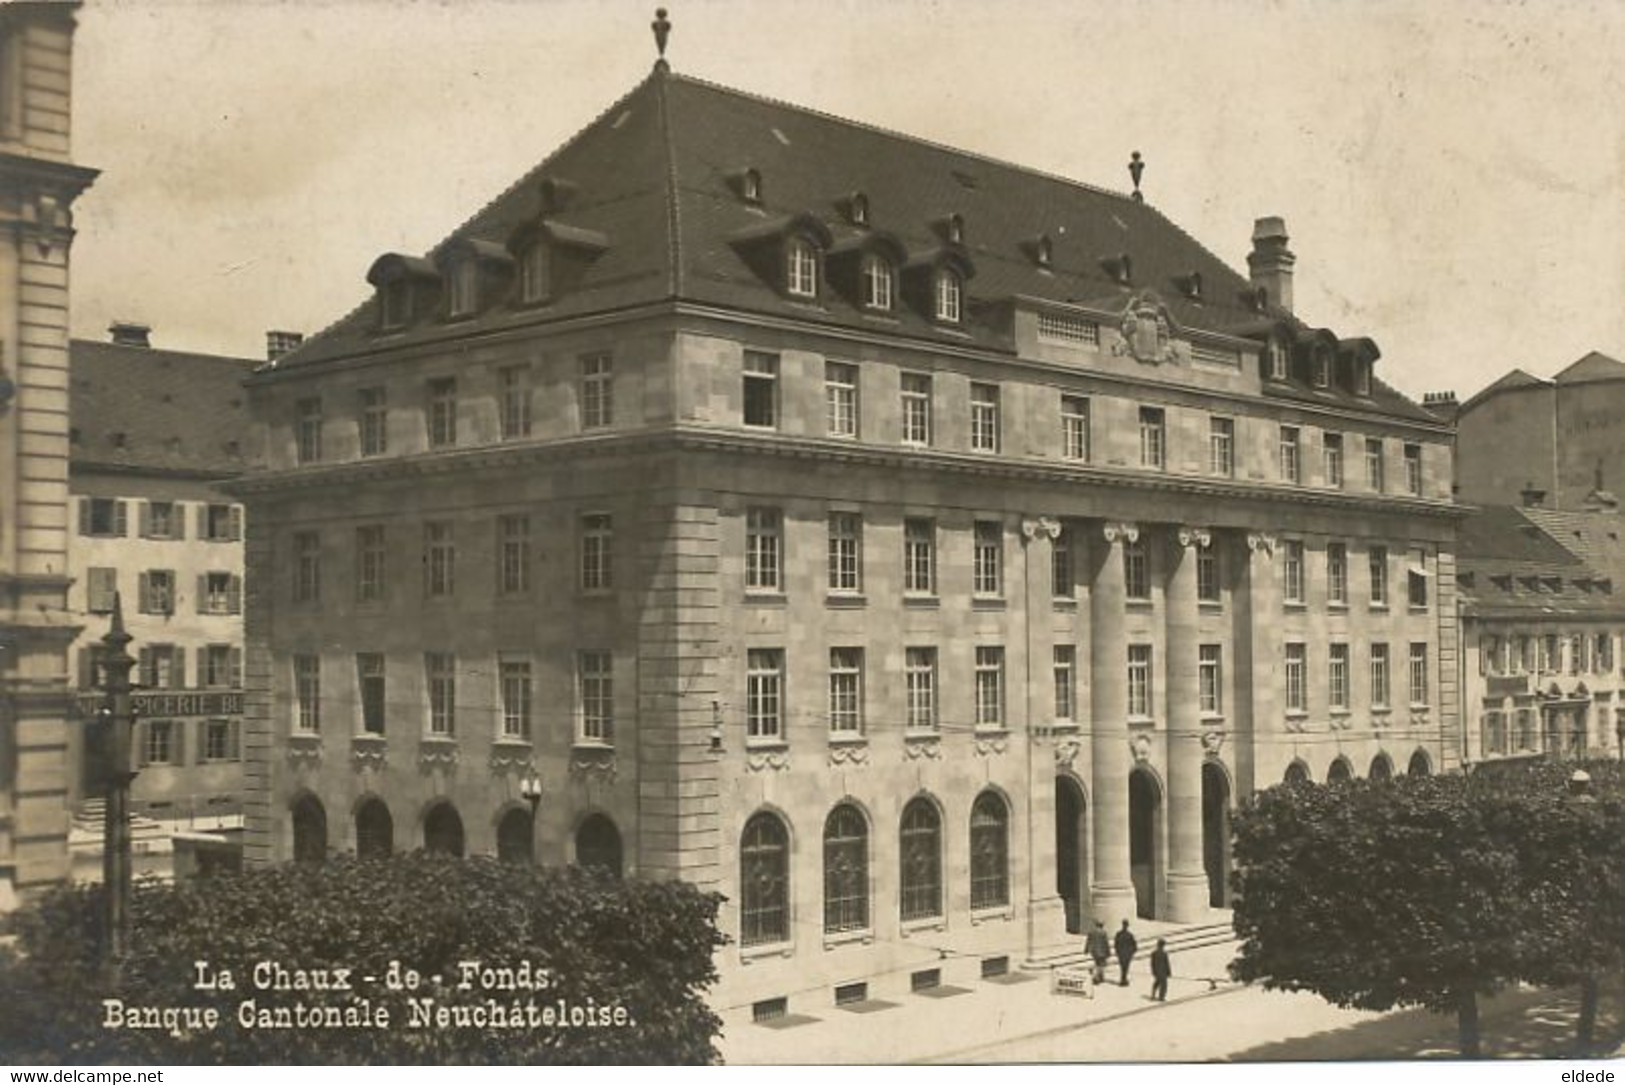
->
[1051,966,1094,998]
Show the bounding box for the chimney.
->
[1520,484,1548,509]
[108,321,151,349]
[1422,390,1460,421]
[266,330,304,363]
[1247,217,1295,314]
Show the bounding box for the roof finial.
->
[652,8,672,70]
[1128,151,1145,202]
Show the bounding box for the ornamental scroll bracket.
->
[1246,531,1278,557]
[1177,526,1212,550]
[1054,739,1082,768]
[1128,733,1153,763]
[1021,516,1062,543]
[1103,522,1141,546]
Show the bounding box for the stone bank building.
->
[238,62,1459,1010]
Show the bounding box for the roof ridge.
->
[654,68,682,299]
[665,70,1141,207]
[71,338,260,366]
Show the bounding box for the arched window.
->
[575,813,623,877]
[424,802,464,857]
[1369,753,1394,781]
[740,812,790,947]
[496,808,533,864]
[355,797,393,859]
[1284,761,1310,785]
[519,242,550,305]
[291,794,327,864]
[900,797,942,921]
[969,791,1009,909]
[934,268,963,323]
[1407,749,1432,777]
[786,238,819,298]
[823,803,869,934]
[1327,758,1353,785]
[860,253,893,311]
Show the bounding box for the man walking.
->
[1085,920,1110,985]
[1150,938,1171,1001]
[1114,919,1138,987]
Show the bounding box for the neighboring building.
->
[0,3,98,909]
[63,326,261,879]
[1456,352,1625,510]
[236,62,1460,1012]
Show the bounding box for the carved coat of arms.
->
[1113,294,1179,365]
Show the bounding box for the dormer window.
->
[850,193,869,226]
[786,237,819,298]
[934,269,963,323]
[860,252,893,311]
[519,242,550,305]
[1035,236,1053,268]
[1354,360,1372,396]
[946,215,964,245]
[449,259,479,318]
[1313,345,1333,388]
[380,281,412,330]
[1266,337,1289,381]
[742,169,762,203]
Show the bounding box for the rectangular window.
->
[905,648,937,732]
[904,518,936,595]
[1199,644,1222,716]
[1124,537,1150,601]
[1127,644,1154,718]
[1061,395,1090,461]
[450,258,479,316]
[579,353,613,430]
[578,651,614,744]
[1053,646,1077,723]
[356,525,386,603]
[1404,444,1424,495]
[426,377,458,448]
[80,497,128,538]
[1323,432,1344,488]
[1408,547,1429,609]
[142,500,180,540]
[295,398,323,464]
[499,657,533,740]
[142,720,176,767]
[827,512,862,593]
[87,567,118,614]
[1283,540,1305,604]
[200,644,237,689]
[901,373,932,446]
[745,507,783,593]
[497,514,531,595]
[1409,643,1430,706]
[1366,437,1384,491]
[1052,526,1073,599]
[743,351,779,428]
[825,361,859,438]
[202,503,241,542]
[423,521,455,598]
[425,652,456,735]
[1197,544,1220,604]
[139,570,176,616]
[973,520,1003,597]
[746,648,784,742]
[1329,643,1350,711]
[1209,416,1234,476]
[974,646,1004,730]
[294,655,321,733]
[1369,546,1389,606]
[1285,643,1307,713]
[1370,643,1391,708]
[359,387,388,456]
[1279,426,1301,484]
[357,653,386,735]
[1598,634,1615,673]
[1139,407,1166,470]
[1482,710,1507,756]
[828,648,863,735]
[1327,542,1348,605]
[202,718,236,763]
[970,383,1000,452]
[293,531,321,603]
[580,513,613,592]
[139,644,183,690]
[499,365,532,440]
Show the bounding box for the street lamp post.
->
[97,594,139,979]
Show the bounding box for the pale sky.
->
[68,0,1625,401]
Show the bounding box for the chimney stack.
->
[1422,390,1460,421]
[266,330,304,362]
[108,321,151,349]
[1247,217,1295,314]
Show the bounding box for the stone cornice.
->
[226,426,1467,522]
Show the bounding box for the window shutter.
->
[195,503,206,538]
[229,647,243,689]
[137,647,152,686]
[139,501,152,539]
[229,575,242,615]
[194,646,207,687]
[229,506,243,541]
[229,718,242,760]
[135,722,149,768]
[78,647,92,689]
[197,574,208,615]
[113,501,128,537]
[164,569,177,615]
[138,572,152,615]
[171,722,185,766]
[174,504,186,540]
[78,497,92,536]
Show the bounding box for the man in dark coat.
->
[1150,938,1171,1001]
[1115,919,1138,986]
[1085,920,1110,984]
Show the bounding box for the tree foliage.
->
[1230,760,1625,1056]
[0,855,726,1065]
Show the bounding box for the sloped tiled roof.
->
[273,68,1435,424]
[1553,351,1625,386]
[70,340,258,476]
[1457,367,1550,415]
[1458,505,1625,618]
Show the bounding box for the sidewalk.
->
[716,923,1244,1065]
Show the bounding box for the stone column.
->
[1020,516,1068,961]
[1237,532,1280,795]
[1089,521,1137,924]
[1165,526,1210,922]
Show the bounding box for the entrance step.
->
[1027,917,1237,972]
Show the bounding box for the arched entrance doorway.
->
[1370,753,1394,781]
[1054,776,1088,933]
[1201,762,1230,909]
[291,794,327,864]
[1407,749,1431,777]
[1128,767,1161,920]
[496,808,533,864]
[355,797,393,859]
[576,813,623,876]
[424,802,465,857]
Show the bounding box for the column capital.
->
[1246,531,1278,556]
[1102,521,1140,545]
[1175,526,1212,550]
[1021,515,1063,543]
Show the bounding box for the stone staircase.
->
[68,800,175,883]
[1028,917,1239,980]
